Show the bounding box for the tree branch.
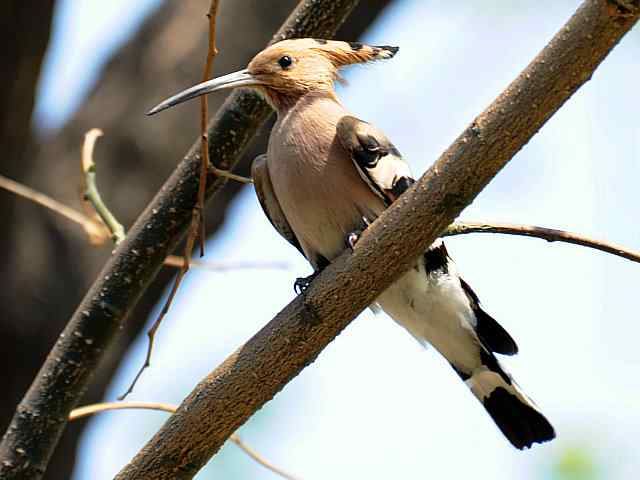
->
[0,1,371,478]
[445,221,640,264]
[68,402,300,480]
[111,1,639,478]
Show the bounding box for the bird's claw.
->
[294,271,320,295]
[346,217,372,250]
[346,231,362,250]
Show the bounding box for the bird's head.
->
[148,38,398,114]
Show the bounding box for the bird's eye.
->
[278,55,293,69]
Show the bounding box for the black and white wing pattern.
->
[336,115,414,205]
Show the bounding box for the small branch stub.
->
[210,165,253,184]
[81,128,126,244]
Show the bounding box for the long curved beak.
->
[147,69,259,115]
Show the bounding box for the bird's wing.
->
[458,276,519,355]
[336,115,414,205]
[251,154,304,255]
[424,240,518,356]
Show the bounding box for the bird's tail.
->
[461,360,555,449]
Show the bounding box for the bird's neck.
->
[269,91,347,169]
[273,91,346,136]
[265,88,340,115]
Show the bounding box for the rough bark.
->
[0,0,394,478]
[112,1,639,478]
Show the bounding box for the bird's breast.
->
[267,107,385,262]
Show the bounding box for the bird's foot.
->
[294,271,320,295]
[346,231,362,250]
[346,216,372,250]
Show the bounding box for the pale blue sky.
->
[34,1,640,479]
[34,0,162,131]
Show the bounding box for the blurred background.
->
[1,0,638,478]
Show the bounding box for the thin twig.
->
[198,0,222,256]
[210,165,253,184]
[229,434,300,480]
[164,255,289,271]
[118,217,199,400]
[69,401,177,420]
[0,173,110,245]
[444,222,640,264]
[81,128,126,244]
[119,1,223,399]
[69,402,300,480]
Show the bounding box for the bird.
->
[148,38,555,450]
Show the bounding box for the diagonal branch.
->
[0,1,372,479]
[113,1,639,478]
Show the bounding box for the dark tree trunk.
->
[0,0,393,478]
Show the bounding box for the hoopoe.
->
[149,38,555,449]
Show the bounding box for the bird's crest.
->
[309,39,399,66]
[247,39,399,107]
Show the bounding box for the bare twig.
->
[69,402,300,480]
[210,165,253,184]
[0,173,110,245]
[230,434,300,480]
[112,3,640,478]
[117,0,225,401]
[81,128,126,244]
[164,255,288,271]
[118,209,201,400]
[197,0,222,256]
[70,401,177,420]
[445,222,640,264]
